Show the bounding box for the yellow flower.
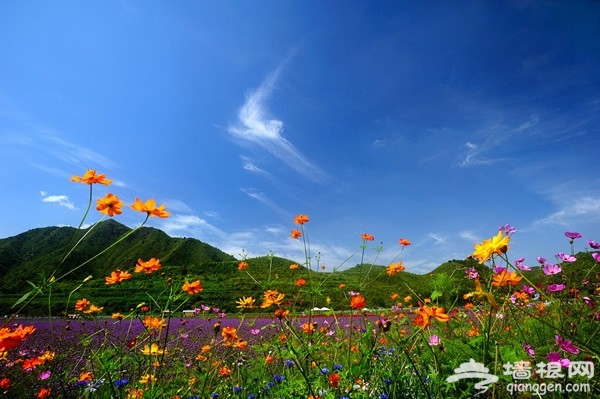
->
[83,304,104,314]
[142,316,167,330]
[260,290,285,308]
[236,296,256,309]
[141,343,168,356]
[471,231,510,263]
[130,198,170,218]
[289,263,299,270]
[139,373,155,385]
[96,193,123,217]
[71,169,112,185]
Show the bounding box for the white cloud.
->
[240,188,288,216]
[533,196,600,226]
[459,230,480,243]
[228,67,330,184]
[41,193,78,210]
[161,214,226,239]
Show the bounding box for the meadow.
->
[1,170,599,398]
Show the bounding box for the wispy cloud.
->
[241,156,270,176]
[459,230,480,243]
[161,214,227,239]
[240,188,288,216]
[533,196,600,226]
[228,65,330,184]
[40,191,78,210]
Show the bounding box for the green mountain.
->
[0,221,597,316]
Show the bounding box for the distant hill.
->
[1,221,597,316]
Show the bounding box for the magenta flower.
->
[522,285,535,295]
[555,335,580,354]
[465,267,479,280]
[38,370,51,380]
[583,296,596,309]
[515,258,531,271]
[493,266,506,274]
[536,256,547,265]
[592,253,600,263]
[588,240,600,249]
[428,335,441,346]
[565,231,582,240]
[499,224,517,235]
[542,264,562,275]
[547,283,566,292]
[556,252,576,262]
[522,342,535,357]
[547,351,571,368]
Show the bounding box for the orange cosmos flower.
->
[274,308,289,319]
[386,261,405,276]
[290,229,302,239]
[182,280,203,295]
[221,327,238,342]
[361,233,374,241]
[265,354,274,364]
[399,238,411,246]
[0,378,10,391]
[78,371,93,382]
[233,340,248,350]
[238,261,248,271]
[71,169,112,185]
[0,325,35,352]
[105,270,132,285]
[134,258,162,274]
[294,214,309,225]
[390,293,399,300]
[83,304,103,314]
[37,387,51,399]
[143,316,167,330]
[491,270,522,287]
[329,373,340,388]
[301,322,317,334]
[218,366,231,377]
[96,193,123,217]
[236,296,256,309]
[295,278,306,287]
[350,295,366,310]
[112,312,125,320]
[261,289,285,308]
[130,197,170,218]
[338,283,346,289]
[414,305,450,327]
[75,298,90,311]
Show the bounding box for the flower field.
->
[1,170,599,398]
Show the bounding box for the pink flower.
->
[38,370,51,380]
[547,351,571,367]
[555,335,579,354]
[515,258,531,271]
[565,232,582,240]
[428,335,441,346]
[499,224,517,235]
[592,253,600,263]
[588,240,600,249]
[465,267,479,279]
[542,264,562,275]
[493,266,506,274]
[583,296,596,309]
[536,257,547,265]
[522,285,535,295]
[555,252,576,262]
[547,283,566,292]
[522,342,535,356]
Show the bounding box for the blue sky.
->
[1,1,599,274]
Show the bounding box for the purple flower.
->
[465,267,479,280]
[493,266,506,274]
[547,352,570,368]
[499,224,517,235]
[536,256,547,265]
[522,285,535,295]
[515,258,532,271]
[583,296,596,309]
[428,335,441,346]
[38,370,51,380]
[555,335,580,354]
[522,342,535,357]
[547,283,566,292]
[565,232,582,240]
[556,252,576,262]
[542,264,562,275]
[592,253,600,263]
[588,240,600,249]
